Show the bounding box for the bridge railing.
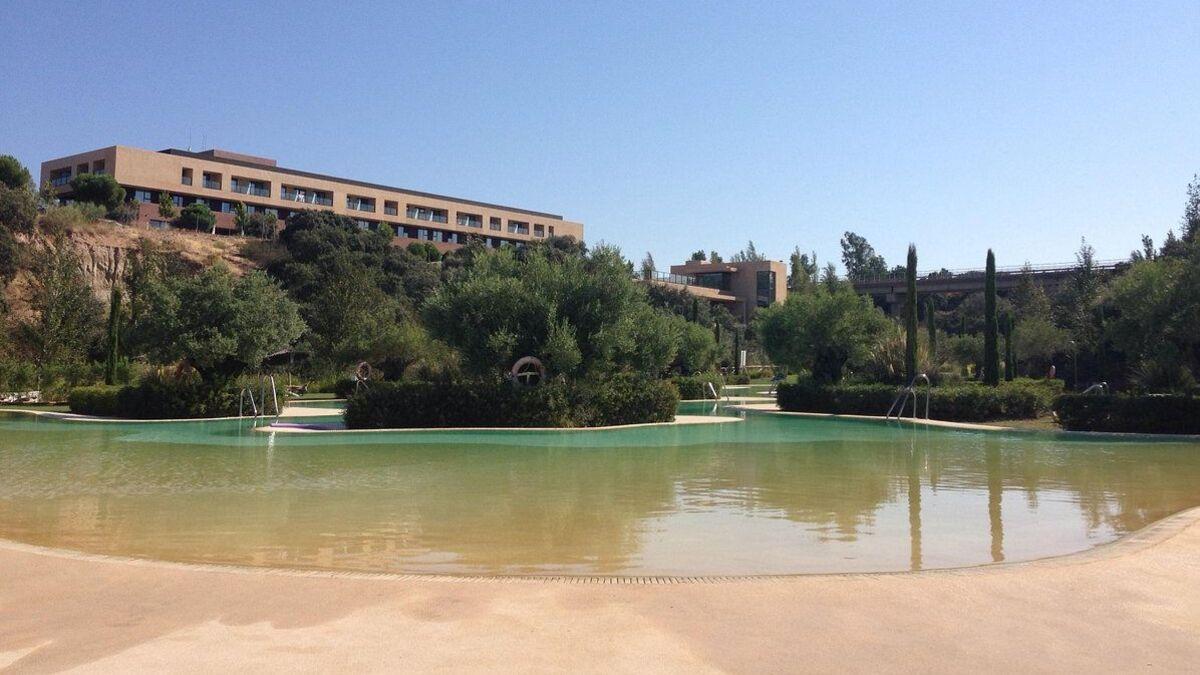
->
[854,259,1125,285]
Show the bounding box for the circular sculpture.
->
[510,356,546,388]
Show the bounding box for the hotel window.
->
[507,220,529,235]
[354,219,372,230]
[219,201,232,213]
[456,212,482,228]
[533,224,545,237]
[407,204,448,223]
[489,217,501,231]
[202,172,222,190]
[384,200,399,216]
[77,163,89,175]
[133,190,152,203]
[92,160,106,174]
[50,167,72,186]
[231,177,270,197]
[416,228,430,240]
[281,185,332,206]
[171,195,184,207]
[756,271,777,308]
[347,195,376,212]
[181,168,193,186]
[549,225,555,236]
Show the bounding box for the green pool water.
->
[1,403,1199,576]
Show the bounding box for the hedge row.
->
[777,379,1061,422]
[344,374,679,429]
[1053,394,1200,434]
[69,377,239,419]
[672,373,723,400]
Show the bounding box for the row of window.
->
[175,167,553,236]
[48,160,107,186]
[131,190,541,246]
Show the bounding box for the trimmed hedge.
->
[1053,394,1200,434]
[68,376,239,419]
[673,373,723,400]
[777,378,1059,422]
[344,374,678,429]
[67,385,123,417]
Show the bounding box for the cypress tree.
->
[983,249,1000,386]
[904,245,918,382]
[925,295,937,364]
[691,297,699,323]
[103,285,122,385]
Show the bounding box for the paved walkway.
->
[2,508,1199,673]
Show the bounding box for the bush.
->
[729,374,751,385]
[41,203,106,232]
[673,373,723,400]
[586,374,678,426]
[1053,394,1200,434]
[344,374,677,429]
[67,385,122,417]
[68,374,239,419]
[776,379,1052,422]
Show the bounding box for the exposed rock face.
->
[5,220,265,312]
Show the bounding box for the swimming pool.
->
[1,403,1198,576]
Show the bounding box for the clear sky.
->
[3,1,1197,273]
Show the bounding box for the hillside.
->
[5,219,269,315]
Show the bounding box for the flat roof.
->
[159,148,565,220]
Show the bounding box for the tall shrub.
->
[1002,312,1015,381]
[983,249,1000,385]
[904,244,918,382]
[103,285,122,385]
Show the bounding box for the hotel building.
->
[40,145,584,251]
[657,258,788,322]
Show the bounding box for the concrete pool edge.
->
[730,402,1200,440]
[2,505,1197,586]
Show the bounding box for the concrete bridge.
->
[852,259,1126,314]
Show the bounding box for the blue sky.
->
[3,1,1197,272]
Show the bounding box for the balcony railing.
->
[231,183,270,197]
[280,189,332,206]
[347,201,376,213]
[407,208,447,223]
[203,179,221,190]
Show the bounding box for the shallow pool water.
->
[1,404,1199,576]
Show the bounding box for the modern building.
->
[40,145,584,251]
[656,258,788,322]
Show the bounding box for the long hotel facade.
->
[40,145,584,250]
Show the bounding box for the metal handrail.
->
[887,373,931,420]
[238,388,257,417]
[1081,382,1110,396]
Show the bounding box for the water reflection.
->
[0,410,1199,575]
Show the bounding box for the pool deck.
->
[2,507,1199,672]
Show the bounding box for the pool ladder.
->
[238,375,281,419]
[887,374,931,420]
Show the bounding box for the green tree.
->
[690,250,707,261]
[640,251,656,280]
[104,285,122,385]
[245,211,278,239]
[68,173,125,210]
[789,247,818,291]
[730,241,764,262]
[14,236,102,382]
[840,231,888,280]
[673,319,720,374]
[904,244,918,382]
[157,192,176,219]
[134,266,304,385]
[177,202,215,233]
[424,244,679,378]
[0,184,37,234]
[983,249,1000,385]
[232,201,249,234]
[755,281,889,383]
[0,155,32,190]
[1183,173,1200,244]
[1001,312,1014,382]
